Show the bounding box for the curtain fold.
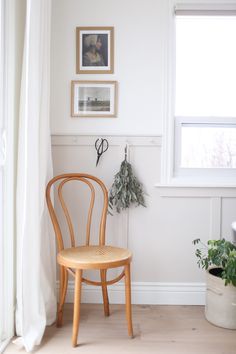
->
[15,0,56,351]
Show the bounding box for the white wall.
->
[50,0,236,305]
[51,0,167,135]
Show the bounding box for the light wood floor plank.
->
[5,304,236,354]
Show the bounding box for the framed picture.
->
[71,81,117,117]
[76,27,114,74]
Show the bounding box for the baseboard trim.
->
[57,281,206,305]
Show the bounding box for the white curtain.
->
[15,0,56,352]
[0,0,15,351]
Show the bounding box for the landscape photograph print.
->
[71,81,117,117]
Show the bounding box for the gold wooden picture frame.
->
[76,27,114,74]
[71,80,117,117]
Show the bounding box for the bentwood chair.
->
[46,173,133,347]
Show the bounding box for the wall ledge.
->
[51,133,163,138]
[51,134,162,148]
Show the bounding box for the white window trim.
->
[161,1,236,188]
[160,1,176,185]
[174,3,236,16]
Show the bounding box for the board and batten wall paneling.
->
[51,135,161,251]
[51,135,235,305]
[221,198,236,241]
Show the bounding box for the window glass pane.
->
[181,124,236,168]
[175,16,236,116]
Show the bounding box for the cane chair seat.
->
[57,245,132,270]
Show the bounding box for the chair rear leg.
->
[57,266,68,327]
[100,269,110,316]
[72,269,83,347]
[125,263,133,338]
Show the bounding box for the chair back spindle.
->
[46,173,108,250]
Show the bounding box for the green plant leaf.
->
[193,238,236,287]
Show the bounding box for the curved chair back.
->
[46,173,108,251]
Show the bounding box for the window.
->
[181,123,236,169]
[174,8,236,182]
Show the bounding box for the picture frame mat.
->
[79,30,111,71]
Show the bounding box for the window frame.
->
[174,116,236,181]
[164,5,236,186]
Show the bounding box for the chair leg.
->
[72,269,83,347]
[57,266,68,327]
[124,263,133,338]
[100,269,110,316]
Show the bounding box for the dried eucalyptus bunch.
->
[109,148,146,214]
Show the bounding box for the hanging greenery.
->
[109,146,146,214]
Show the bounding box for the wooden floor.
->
[5,304,236,354]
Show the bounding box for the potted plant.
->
[193,238,236,329]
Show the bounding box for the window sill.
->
[155,181,236,197]
[155,183,236,188]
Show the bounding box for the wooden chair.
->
[46,173,133,347]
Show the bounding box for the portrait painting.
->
[76,27,114,74]
[71,81,117,117]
